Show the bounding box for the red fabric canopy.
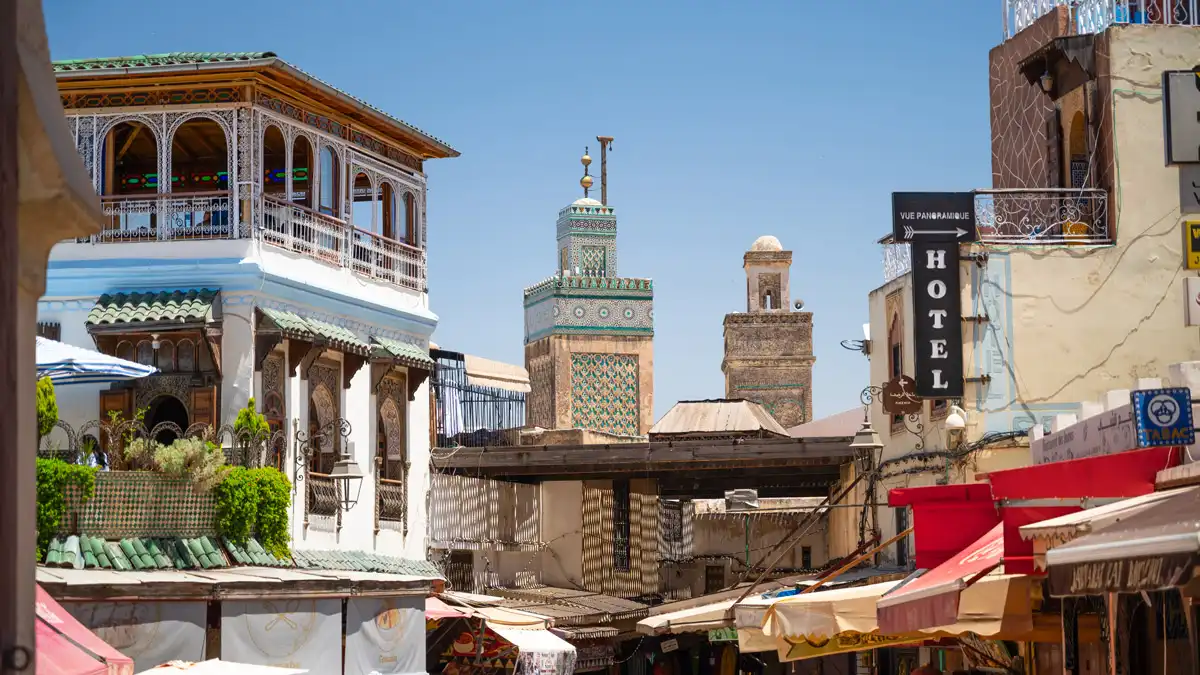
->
[876,523,1004,634]
[889,483,1000,569]
[985,446,1180,574]
[36,585,134,675]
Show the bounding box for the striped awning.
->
[36,337,156,385]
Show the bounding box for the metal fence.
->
[1004,0,1200,39]
[431,349,526,448]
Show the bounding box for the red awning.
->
[889,483,1000,569]
[427,597,470,620]
[36,585,134,675]
[876,524,1004,633]
[984,446,1181,575]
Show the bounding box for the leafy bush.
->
[35,458,97,561]
[214,466,292,558]
[123,436,229,493]
[154,437,229,493]
[36,377,58,441]
[234,398,271,440]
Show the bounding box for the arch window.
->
[171,118,229,193]
[319,147,340,217]
[352,172,374,232]
[102,121,159,237]
[888,313,904,430]
[380,182,397,240]
[157,339,176,373]
[403,192,416,245]
[262,125,287,198]
[292,135,314,209]
[115,340,135,363]
[136,340,154,367]
[177,339,196,372]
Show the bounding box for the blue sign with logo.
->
[1132,387,1195,448]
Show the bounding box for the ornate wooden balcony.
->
[65,192,428,293]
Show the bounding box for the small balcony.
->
[975,188,1109,245]
[1005,0,1200,39]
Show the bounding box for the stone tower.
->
[523,146,654,436]
[721,235,814,428]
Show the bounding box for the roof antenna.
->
[596,136,614,205]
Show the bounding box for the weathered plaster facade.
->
[721,236,814,428]
[523,196,655,436]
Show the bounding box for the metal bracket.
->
[999,497,1126,508]
[965,375,993,384]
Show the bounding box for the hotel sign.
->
[911,240,964,398]
[891,192,978,243]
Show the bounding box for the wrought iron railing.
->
[432,350,526,449]
[64,192,428,292]
[260,195,426,292]
[38,418,285,470]
[95,192,234,242]
[975,188,1109,245]
[882,240,912,284]
[1004,0,1199,38]
[305,472,341,527]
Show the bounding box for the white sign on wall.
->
[221,599,342,674]
[1031,404,1137,465]
[1186,277,1200,326]
[345,596,425,675]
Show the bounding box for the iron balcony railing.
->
[1005,0,1199,39]
[66,192,427,293]
[431,349,526,449]
[880,188,1110,283]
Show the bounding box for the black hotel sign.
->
[892,192,974,399]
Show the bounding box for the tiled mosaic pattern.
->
[524,296,653,343]
[61,472,216,538]
[580,246,608,276]
[570,354,639,436]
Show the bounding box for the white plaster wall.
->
[1002,26,1200,409]
[220,302,255,425]
[539,481,585,588]
[36,303,105,448]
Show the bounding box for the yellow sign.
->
[1186,221,1200,269]
[782,632,924,662]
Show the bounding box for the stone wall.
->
[722,312,814,428]
[524,334,654,436]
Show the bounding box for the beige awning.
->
[636,599,736,635]
[464,354,531,393]
[760,580,899,639]
[1020,488,1189,542]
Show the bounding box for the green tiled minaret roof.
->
[86,289,218,326]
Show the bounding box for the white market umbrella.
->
[36,336,157,385]
[137,660,307,675]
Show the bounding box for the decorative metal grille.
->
[882,242,911,284]
[612,480,631,572]
[38,418,284,470]
[975,188,1109,244]
[431,349,526,448]
[1004,0,1200,38]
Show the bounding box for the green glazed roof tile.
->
[259,308,315,340]
[290,548,442,578]
[87,289,218,326]
[258,307,369,356]
[305,317,370,355]
[372,337,435,370]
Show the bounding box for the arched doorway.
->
[146,395,188,446]
[309,384,336,473]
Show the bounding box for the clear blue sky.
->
[46,1,997,422]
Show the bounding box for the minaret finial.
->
[580,147,593,198]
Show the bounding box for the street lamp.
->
[849,410,884,475]
[329,441,364,511]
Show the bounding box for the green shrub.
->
[123,436,229,493]
[36,377,58,441]
[214,466,292,559]
[35,458,97,561]
[234,398,270,440]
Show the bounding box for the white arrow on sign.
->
[903,225,969,239]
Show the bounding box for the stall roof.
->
[1019,488,1186,541]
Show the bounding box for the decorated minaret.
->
[523,139,655,436]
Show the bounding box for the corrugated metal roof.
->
[649,400,789,437]
[487,586,649,625]
[787,408,863,439]
[464,354,531,393]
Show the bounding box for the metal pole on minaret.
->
[596,136,613,205]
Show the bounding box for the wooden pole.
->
[797,526,913,596]
[0,0,27,671]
